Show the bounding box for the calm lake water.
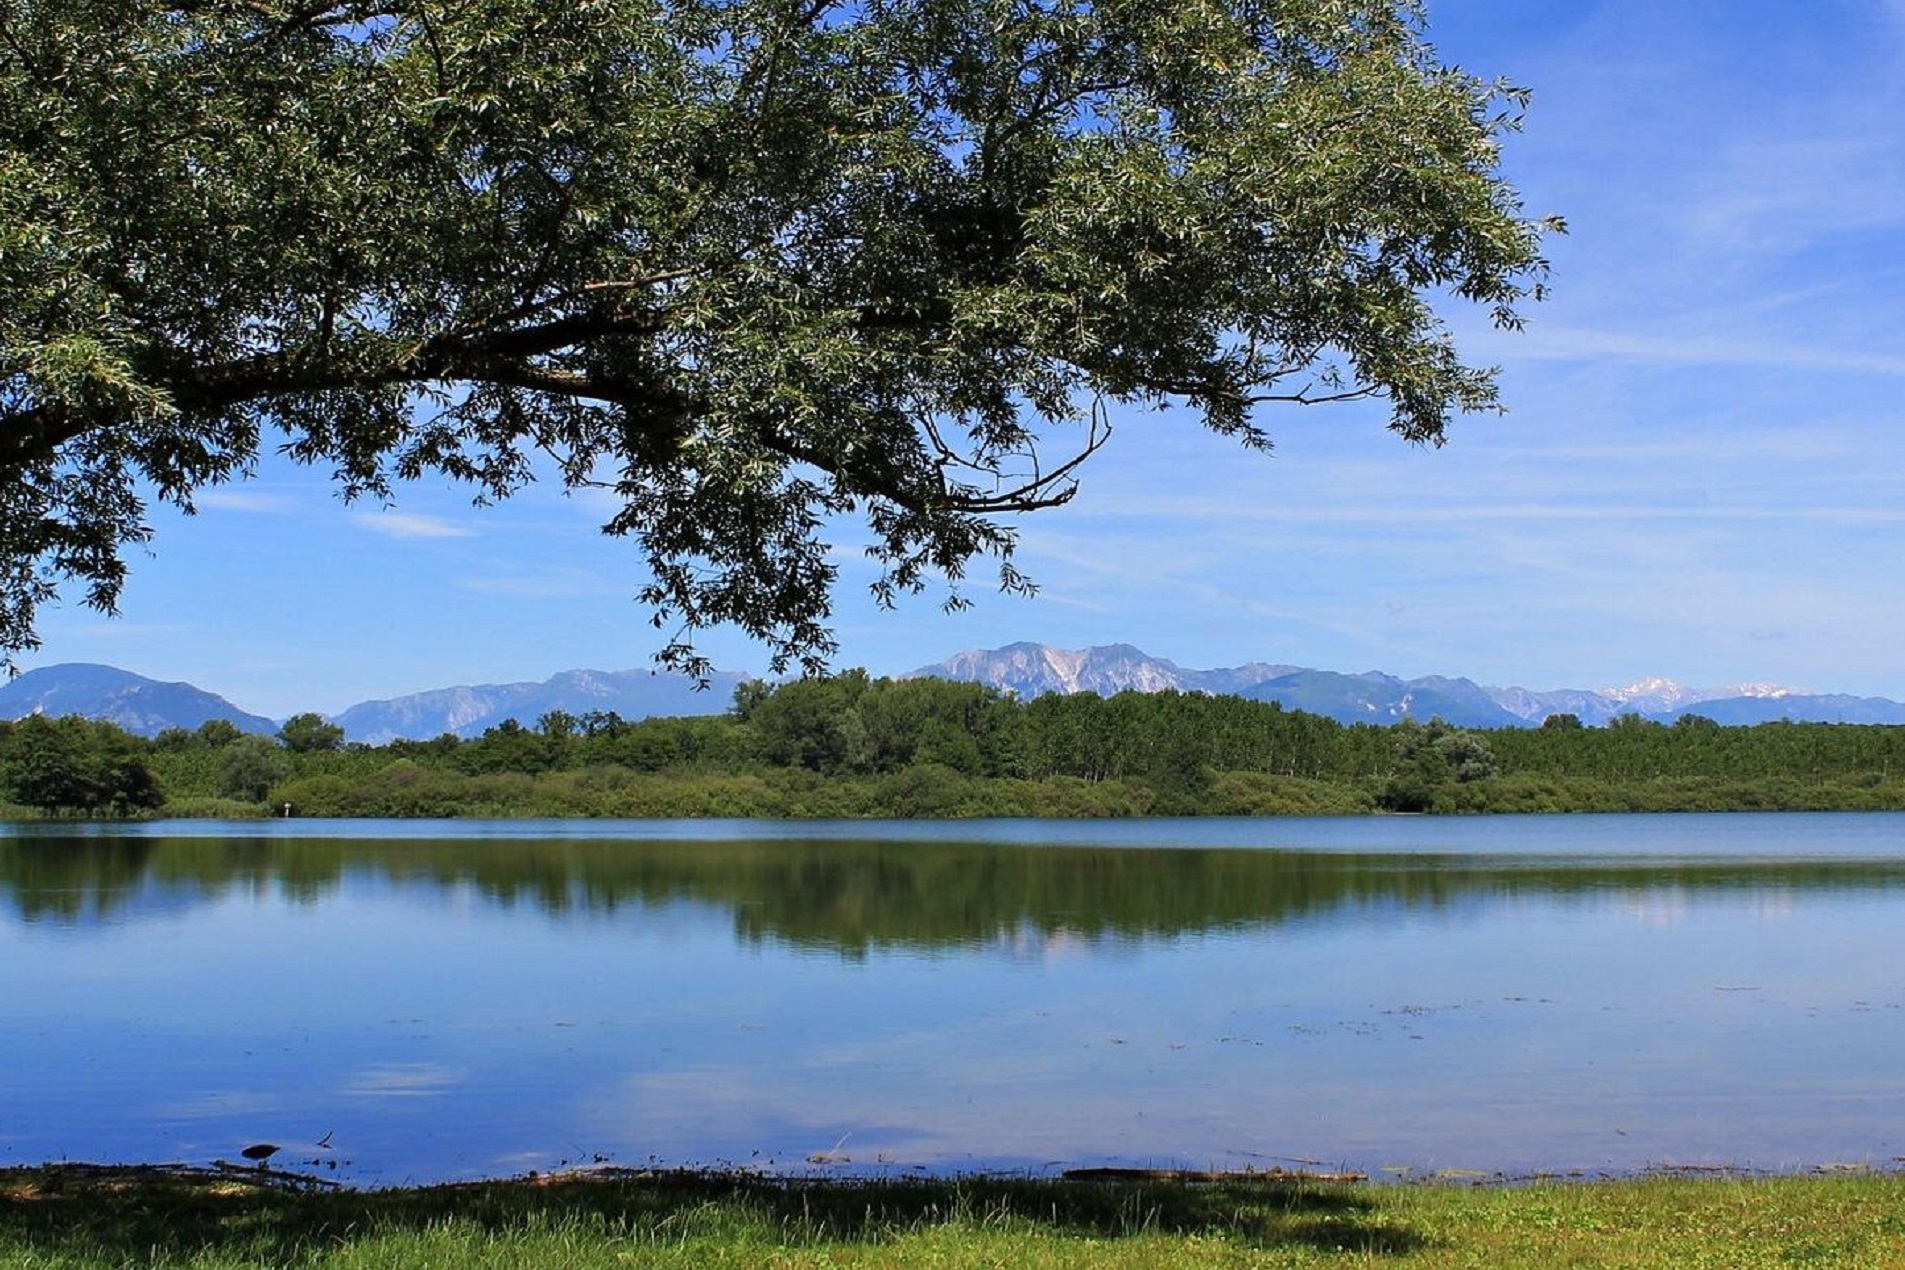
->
[4,813,1904,1184]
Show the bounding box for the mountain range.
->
[330,667,750,744]
[0,664,279,737]
[0,663,745,742]
[5,644,1905,740]
[906,643,1905,728]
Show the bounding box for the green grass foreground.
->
[5,1166,1905,1269]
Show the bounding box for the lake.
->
[3,813,1903,1184]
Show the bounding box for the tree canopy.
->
[1,0,1556,671]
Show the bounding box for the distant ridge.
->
[1232,669,1526,727]
[1674,693,1905,726]
[0,664,277,737]
[908,643,1905,729]
[0,663,747,742]
[330,667,751,743]
[10,647,1905,739]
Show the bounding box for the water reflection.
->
[7,831,1905,952]
[4,817,1905,1182]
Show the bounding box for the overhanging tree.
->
[1,0,1556,672]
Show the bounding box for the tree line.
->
[7,674,1905,819]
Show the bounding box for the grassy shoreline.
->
[6,1163,1905,1268]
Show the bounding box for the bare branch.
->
[1243,384,1383,407]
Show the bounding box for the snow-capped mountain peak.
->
[1602,677,1799,715]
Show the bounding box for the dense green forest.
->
[6,672,1905,819]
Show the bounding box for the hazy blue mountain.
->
[0,664,276,737]
[1234,670,1527,728]
[331,667,749,743]
[1486,679,1804,726]
[1407,675,1536,727]
[1659,694,1905,726]
[1185,660,1309,695]
[14,647,1900,742]
[915,645,1525,725]
[910,643,1890,729]
[1485,685,1628,727]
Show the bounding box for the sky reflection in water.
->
[2,813,1903,1184]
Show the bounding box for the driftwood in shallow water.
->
[1060,1166,1366,1185]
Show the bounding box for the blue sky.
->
[21,0,1905,719]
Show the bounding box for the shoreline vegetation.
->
[5,1163,1905,1268]
[8,672,1905,821]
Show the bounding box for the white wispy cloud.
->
[1687,133,1905,253]
[194,489,300,514]
[1501,325,1905,377]
[348,511,477,540]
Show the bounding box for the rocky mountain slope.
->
[0,664,277,737]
